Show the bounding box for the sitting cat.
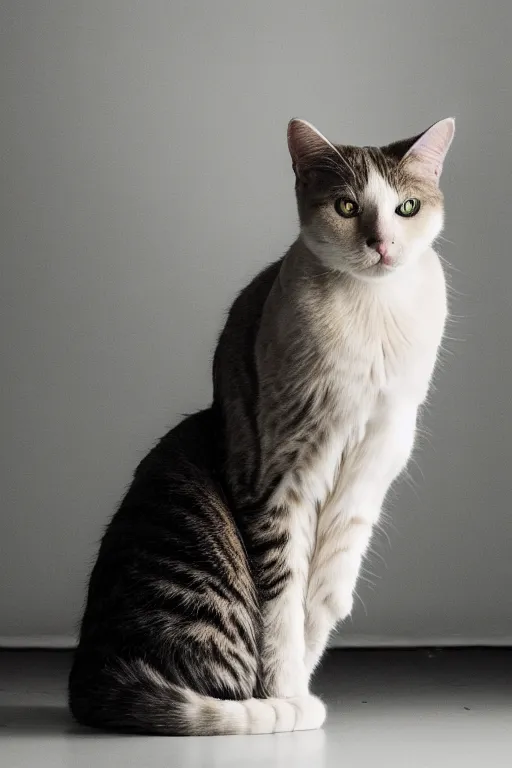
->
[69,116,454,735]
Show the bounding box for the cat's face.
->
[288,118,454,280]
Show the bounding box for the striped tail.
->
[70,658,326,736]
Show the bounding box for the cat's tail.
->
[69,658,326,736]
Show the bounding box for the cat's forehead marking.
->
[363,167,400,208]
[331,145,401,197]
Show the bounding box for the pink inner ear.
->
[287,119,336,170]
[405,119,455,178]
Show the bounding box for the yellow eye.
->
[335,198,360,218]
[396,198,421,217]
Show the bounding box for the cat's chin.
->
[347,247,429,283]
[351,261,401,282]
[325,259,404,283]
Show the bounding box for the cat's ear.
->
[287,118,337,178]
[387,118,455,182]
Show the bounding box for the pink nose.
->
[370,241,393,265]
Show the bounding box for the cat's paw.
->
[290,694,327,731]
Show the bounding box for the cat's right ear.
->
[287,119,336,178]
[385,118,455,182]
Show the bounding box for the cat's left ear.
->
[287,118,338,178]
[402,118,455,181]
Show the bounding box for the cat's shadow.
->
[0,704,327,762]
[0,704,79,735]
[0,704,159,738]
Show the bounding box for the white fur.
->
[183,690,325,734]
[259,492,315,696]
[262,168,447,696]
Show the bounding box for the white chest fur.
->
[274,248,447,517]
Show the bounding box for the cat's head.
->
[288,117,454,280]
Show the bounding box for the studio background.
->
[2,0,511,647]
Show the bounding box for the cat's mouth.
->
[365,256,393,270]
[359,255,398,279]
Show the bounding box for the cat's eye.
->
[335,198,360,218]
[396,198,421,217]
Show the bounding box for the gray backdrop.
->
[1,0,511,647]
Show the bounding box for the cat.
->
[68,116,454,735]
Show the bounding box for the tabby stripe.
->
[258,569,292,601]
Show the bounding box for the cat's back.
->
[213,257,282,394]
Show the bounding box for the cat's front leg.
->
[250,498,316,698]
[304,403,418,677]
[304,510,375,675]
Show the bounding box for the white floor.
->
[1,649,510,767]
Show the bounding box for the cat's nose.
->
[366,238,392,265]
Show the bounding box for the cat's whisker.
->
[443,334,467,343]
[436,234,456,246]
[366,544,388,567]
[352,589,369,617]
[360,565,381,581]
